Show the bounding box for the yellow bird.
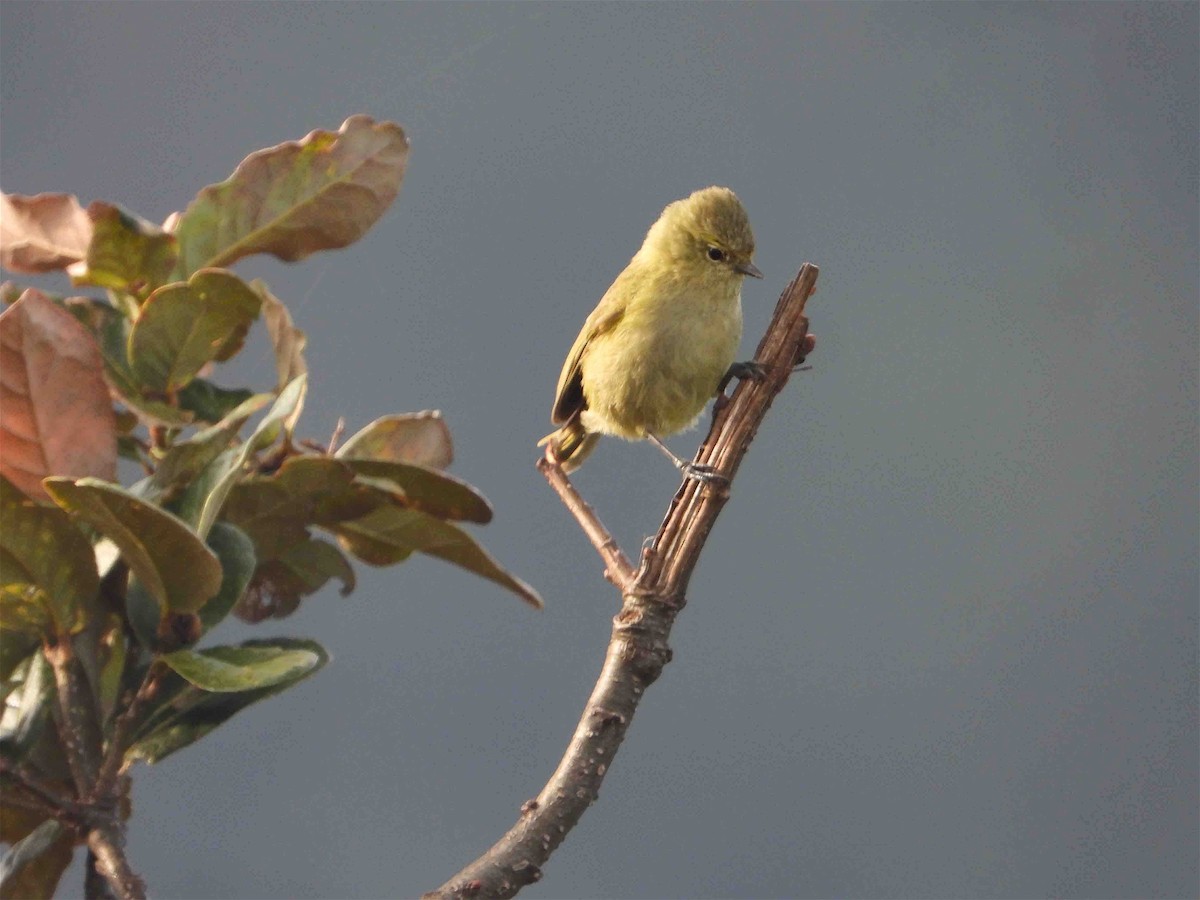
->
[541,186,763,479]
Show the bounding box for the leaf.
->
[221,455,376,556]
[333,505,542,608]
[127,268,261,393]
[237,537,354,623]
[220,456,368,620]
[0,193,91,273]
[43,477,221,614]
[0,583,52,636]
[162,642,324,692]
[0,653,52,763]
[127,638,328,765]
[0,633,37,683]
[0,290,117,500]
[150,393,270,498]
[171,116,409,277]
[195,374,307,538]
[256,281,307,392]
[336,412,453,469]
[94,304,194,427]
[342,459,492,523]
[177,379,257,424]
[97,616,127,722]
[71,201,177,294]
[0,819,71,899]
[197,522,256,631]
[0,476,97,635]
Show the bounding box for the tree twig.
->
[43,636,100,798]
[535,455,635,590]
[87,824,146,900]
[91,664,162,803]
[425,262,819,899]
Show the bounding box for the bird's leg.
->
[646,433,727,484]
[716,360,769,395]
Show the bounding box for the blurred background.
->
[2,4,1196,898]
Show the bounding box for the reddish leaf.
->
[0,193,92,274]
[0,290,116,500]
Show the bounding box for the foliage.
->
[0,115,540,897]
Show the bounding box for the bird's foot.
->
[680,462,729,485]
[717,360,769,394]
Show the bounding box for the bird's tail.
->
[538,418,599,473]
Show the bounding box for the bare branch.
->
[91,665,162,802]
[43,637,100,797]
[536,454,635,591]
[426,263,818,899]
[87,824,146,900]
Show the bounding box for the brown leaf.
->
[0,193,92,273]
[0,290,116,499]
[256,280,308,391]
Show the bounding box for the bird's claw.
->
[680,462,728,485]
[717,360,769,394]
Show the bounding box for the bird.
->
[540,186,764,480]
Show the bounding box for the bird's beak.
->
[736,260,764,279]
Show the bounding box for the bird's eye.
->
[707,247,726,262]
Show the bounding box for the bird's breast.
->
[581,283,743,438]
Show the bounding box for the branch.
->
[43,636,100,797]
[426,263,819,899]
[42,636,147,900]
[91,664,162,802]
[87,824,146,900]
[536,456,635,590]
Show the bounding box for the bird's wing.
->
[550,278,628,425]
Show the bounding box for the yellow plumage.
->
[541,186,762,474]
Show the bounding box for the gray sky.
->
[2,3,1196,898]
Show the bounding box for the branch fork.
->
[426,263,819,899]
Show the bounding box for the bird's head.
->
[642,186,762,283]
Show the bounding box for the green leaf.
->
[43,477,221,614]
[0,653,52,764]
[0,476,97,635]
[127,268,261,393]
[123,580,159,652]
[127,638,328,765]
[95,306,193,427]
[198,523,256,631]
[342,459,493,524]
[0,632,38,683]
[0,583,52,636]
[171,116,408,278]
[162,643,324,692]
[97,616,127,723]
[333,505,542,609]
[72,201,177,294]
[176,379,258,424]
[0,820,67,894]
[150,393,271,498]
[336,412,453,468]
[195,374,307,539]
